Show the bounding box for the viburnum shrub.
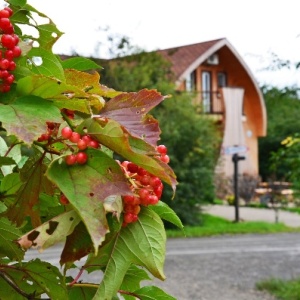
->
[0,1,181,299]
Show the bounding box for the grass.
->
[166,213,300,238]
[256,278,300,300]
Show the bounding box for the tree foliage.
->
[0,1,181,299]
[258,86,300,180]
[98,37,221,226]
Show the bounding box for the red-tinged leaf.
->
[6,155,53,227]
[86,207,166,299]
[60,221,93,266]
[0,96,62,145]
[99,89,166,146]
[0,218,24,261]
[79,118,177,191]
[17,210,81,251]
[46,148,131,254]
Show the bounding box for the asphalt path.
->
[25,232,300,300]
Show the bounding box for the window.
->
[185,70,196,92]
[202,71,211,113]
[217,72,227,87]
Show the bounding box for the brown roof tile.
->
[157,38,225,79]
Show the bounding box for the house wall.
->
[178,47,263,176]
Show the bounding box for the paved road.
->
[26,232,300,300]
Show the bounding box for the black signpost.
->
[232,153,245,222]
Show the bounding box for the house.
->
[156,38,267,177]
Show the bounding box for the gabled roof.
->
[157,38,224,81]
[157,38,267,136]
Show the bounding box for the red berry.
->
[154,184,163,198]
[124,212,138,224]
[77,139,88,150]
[148,194,159,205]
[4,7,13,17]
[1,34,15,49]
[157,145,167,155]
[76,152,88,164]
[81,135,92,143]
[69,132,80,143]
[0,59,10,70]
[0,9,10,18]
[149,176,161,188]
[8,61,16,71]
[4,74,14,84]
[61,126,73,139]
[127,162,139,173]
[60,194,69,205]
[137,167,148,176]
[65,154,77,165]
[160,154,170,164]
[0,18,11,31]
[5,50,14,60]
[88,140,100,148]
[12,46,21,58]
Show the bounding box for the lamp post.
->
[232,153,245,222]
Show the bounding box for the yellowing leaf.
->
[17,210,80,251]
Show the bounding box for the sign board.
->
[223,145,248,155]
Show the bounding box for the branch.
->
[68,267,84,286]
[118,289,142,299]
[0,271,49,300]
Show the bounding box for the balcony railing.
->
[192,91,224,114]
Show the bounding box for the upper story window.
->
[185,70,196,92]
[217,72,227,87]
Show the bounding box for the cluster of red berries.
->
[37,122,60,142]
[61,126,100,165]
[0,7,22,93]
[120,145,169,226]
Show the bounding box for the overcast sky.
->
[23,1,300,88]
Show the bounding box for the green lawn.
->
[256,278,300,300]
[166,213,300,238]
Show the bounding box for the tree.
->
[98,38,221,226]
[259,86,300,180]
[0,1,181,299]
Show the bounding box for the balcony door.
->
[202,71,211,113]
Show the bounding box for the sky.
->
[22,1,300,88]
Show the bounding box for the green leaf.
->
[3,259,68,300]
[0,173,23,195]
[0,156,15,167]
[120,265,151,300]
[19,48,65,81]
[17,210,81,251]
[0,96,62,145]
[134,286,176,300]
[86,207,166,299]
[46,148,131,254]
[149,201,183,229]
[68,284,97,299]
[0,217,24,261]
[79,118,177,191]
[61,57,102,71]
[100,89,165,146]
